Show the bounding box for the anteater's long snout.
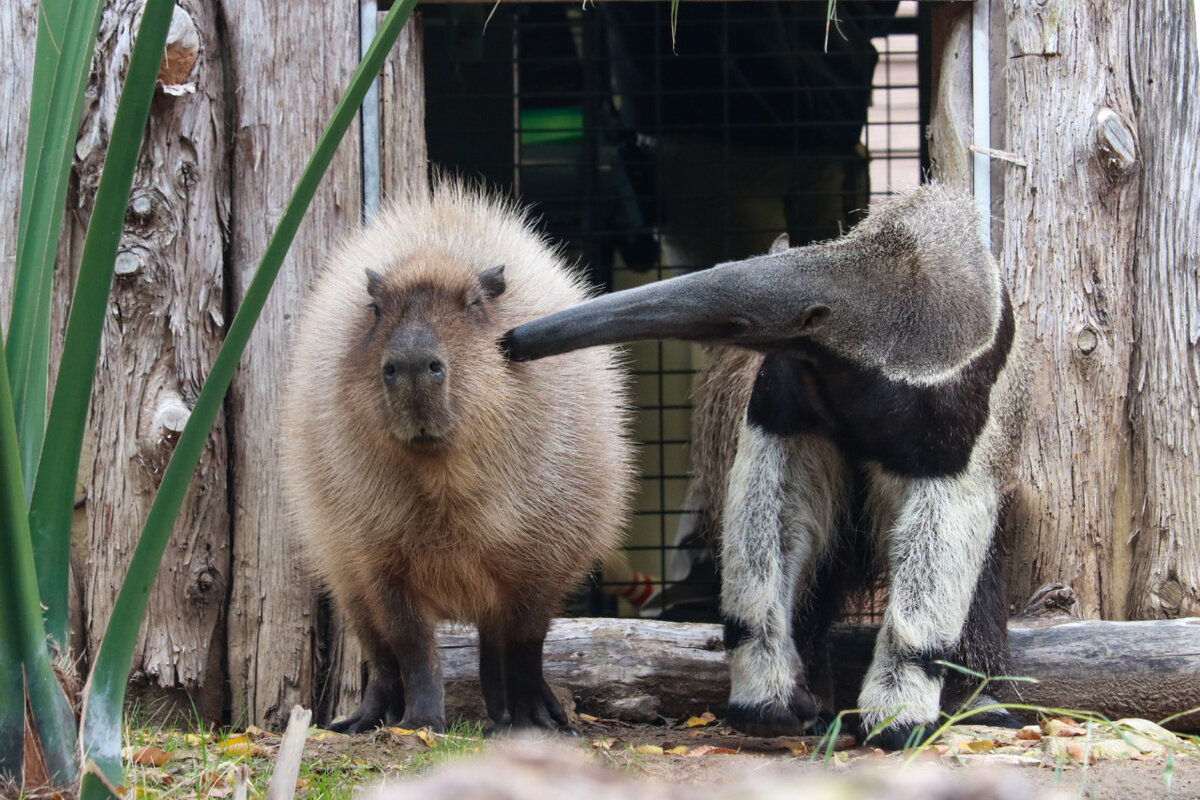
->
[501,253,819,362]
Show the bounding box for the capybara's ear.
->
[477,265,506,301]
[366,268,386,300]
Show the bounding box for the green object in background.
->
[519,106,584,145]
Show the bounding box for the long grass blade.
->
[78,1,420,794]
[29,0,176,653]
[8,0,106,501]
[0,340,78,785]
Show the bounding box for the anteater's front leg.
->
[721,424,845,736]
[858,472,997,750]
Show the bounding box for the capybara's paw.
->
[398,712,447,733]
[502,683,573,733]
[327,706,385,735]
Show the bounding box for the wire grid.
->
[422,1,925,623]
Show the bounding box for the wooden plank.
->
[997,0,1140,620]
[225,0,362,730]
[1126,1,1200,620]
[70,0,231,720]
[925,2,972,189]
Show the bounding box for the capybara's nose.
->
[383,352,446,386]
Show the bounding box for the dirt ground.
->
[292,714,1199,800]
[113,711,1200,800]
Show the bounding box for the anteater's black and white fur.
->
[502,184,1030,749]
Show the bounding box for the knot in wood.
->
[130,193,154,218]
[158,7,200,93]
[1094,107,1138,177]
[1075,326,1100,356]
[154,392,192,436]
[114,250,143,276]
[187,566,222,604]
[1157,579,1186,617]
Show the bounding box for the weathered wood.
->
[998,0,1140,619]
[925,3,972,189]
[1126,2,1200,620]
[320,16,428,726]
[438,618,1200,730]
[0,1,36,312]
[225,0,362,730]
[67,0,230,719]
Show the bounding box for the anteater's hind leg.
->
[858,471,998,750]
[721,425,849,736]
[486,601,573,733]
[790,502,874,731]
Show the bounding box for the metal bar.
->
[360,0,382,222]
[971,0,990,249]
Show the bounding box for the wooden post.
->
[1126,2,1200,620]
[997,0,1140,619]
[0,2,36,311]
[925,3,973,189]
[224,0,363,730]
[63,0,232,719]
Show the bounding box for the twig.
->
[265,706,313,800]
[969,144,1028,167]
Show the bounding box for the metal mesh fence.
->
[422,0,925,622]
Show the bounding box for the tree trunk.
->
[224,0,363,731]
[998,0,1141,620]
[73,0,231,720]
[1126,2,1200,620]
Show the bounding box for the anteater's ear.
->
[769,233,790,255]
[366,268,385,300]
[474,265,507,303]
[797,304,831,332]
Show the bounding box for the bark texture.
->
[1126,2,1200,620]
[998,0,1141,619]
[224,0,363,731]
[0,1,36,313]
[925,3,972,190]
[74,0,230,718]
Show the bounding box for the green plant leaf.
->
[30,0,177,653]
[78,0,420,793]
[0,338,78,786]
[8,0,106,501]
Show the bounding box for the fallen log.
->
[437,617,1200,730]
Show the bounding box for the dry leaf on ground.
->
[217,734,267,758]
[686,745,739,757]
[129,746,172,766]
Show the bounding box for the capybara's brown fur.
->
[281,180,635,733]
